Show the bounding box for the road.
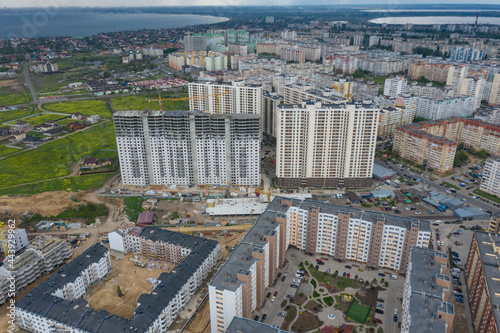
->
[23,61,39,104]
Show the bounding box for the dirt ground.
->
[0,191,84,217]
[0,78,25,92]
[85,253,174,319]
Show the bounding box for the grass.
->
[347,301,371,324]
[0,145,19,158]
[0,173,115,196]
[91,149,119,159]
[124,196,144,221]
[0,121,116,188]
[0,85,32,105]
[309,264,359,291]
[474,189,500,204]
[110,90,188,111]
[311,279,317,289]
[323,296,334,306]
[442,182,460,190]
[43,100,113,118]
[0,107,38,124]
[24,203,108,225]
[9,113,69,126]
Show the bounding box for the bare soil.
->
[293,310,321,332]
[85,253,175,319]
[0,79,25,93]
[0,191,84,217]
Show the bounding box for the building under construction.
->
[114,110,261,186]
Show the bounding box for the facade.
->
[282,84,348,105]
[15,230,220,333]
[415,96,475,120]
[464,232,500,333]
[188,81,263,115]
[383,76,407,98]
[184,35,207,52]
[209,196,431,333]
[276,101,379,188]
[0,227,28,255]
[352,80,380,101]
[262,90,284,144]
[0,235,71,305]
[401,248,455,333]
[489,73,500,106]
[114,110,260,186]
[378,106,414,137]
[408,61,452,83]
[480,157,500,197]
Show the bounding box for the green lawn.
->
[0,173,116,196]
[474,189,500,204]
[43,100,113,118]
[124,196,144,221]
[0,121,116,188]
[110,90,188,112]
[91,150,118,159]
[32,73,72,95]
[0,86,32,105]
[8,113,69,126]
[308,265,359,290]
[0,145,19,158]
[442,182,460,190]
[0,107,38,124]
[347,301,371,324]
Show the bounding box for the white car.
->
[415,211,421,215]
[271,296,276,302]
[394,309,398,315]
[293,278,302,284]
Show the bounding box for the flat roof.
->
[226,316,294,333]
[373,163,397,179]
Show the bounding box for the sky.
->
[1,0,499,8]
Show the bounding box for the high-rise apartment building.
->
[480,157,500,197]
[415,96,475,120]
[401,248,455,333]
[282,84,348,105]
[465,232,500,333]
[209,197,431,333]
[188,81,263,115]
[184,35,207,52]
[275,101,379,188]
[384,76,407,98]
[114,110,260,187]
[262,90,284,144]
[378,106,415,137]
[489,73,500,106]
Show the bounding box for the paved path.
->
[23,62,39,104]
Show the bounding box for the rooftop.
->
[226,316,294,333]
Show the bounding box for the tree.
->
[117,285,124,297]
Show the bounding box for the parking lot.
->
[254,248,406,332]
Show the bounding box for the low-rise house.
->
[82,157,101,169]
[43,128,62,137]
[13,120,30,132]
[0,127,11,136]
[45,120,57,127]
[68,122,85,131]
[36,123,55,132]
[24,136,42,146]
[86,115,100,124]
[71,113,83,120]
[9,131,26,142]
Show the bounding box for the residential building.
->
[278,46,305,63]
[450,47,483,62]
[489,73,500,106]
[407,83,453,100]
[352,80,380,101]
[86,115,100,124]
[209,196,431,333]
[401,248,455,333]
[168,51,206,71]
[415,96,475,120]
[0,126,11,136]
[475,106,500,125]
[184,35,207,52]
[464,232,500,333]
[282,84,348,105]
[0,227,28,255]
[489,212,500,234]
[15,230,220,333]
[13,120,30,132]
[188,81,263,115]
[114,110,260,186]
[480,157,500,197]
[456,76,488,110]
[0,235,71,305]
[8,131,25,142]
[407,61,453,83]
[378,106,414,137]
[226,317,294,332]
[384,76,407,98]
[262,90,284,144]
[275,101,379,188]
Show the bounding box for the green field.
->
[110,90,188,111]
[43,100,113,118]
[8,113,69,126]
[0,107,38,124]
[347,301,371,324]
[0,121,116,188]
[0,86,32,105]
[32,73,73,95]
[91,149,118,159]
[0,145,19,158]
[0,173,116,196]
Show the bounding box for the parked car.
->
[345,265,352,269]
[281,276,286,282]
[378,273,386,277]
[297,270,304,274]
[394,309,398,315]
[254,315,259,321]
[271,296,276,302]
[334,270,338,276]
[394,315,398,322]
[293,279,302,284]
[318,261,325,265]
[316,259,323,263]
[376,303,384,308]
[315,265,320,270]
[274,291,278,296]
[374,318,383,324]
[284,271,288,276]
[354,274,358,280]
[278,312,285,317]
[261,314,267,322]
[377,298,385,303]
[326,268,331,273]
[290,284,299,288]
[415,211,421,215]
[347,273,351,278]
[375,309,384,314]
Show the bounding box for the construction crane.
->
[185,31,193,51]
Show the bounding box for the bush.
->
[311,279,317,289]
[324,296,334,306]
[313,291,320,298]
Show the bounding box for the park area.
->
[85,253,175,319]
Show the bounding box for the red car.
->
[347,273,350,278]
[316,259,323,263]
[274,291,278,296]
[374,318,383,324]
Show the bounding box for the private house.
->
[36,123,55,132]
[43,128,62,137]
[13,121,30,132]
[86,115,100,124]
[82,158,101,169]
[68,122,85,131]
[0,127,11,136]
[45,120,57,126]
[25,136,42,146]
[9,131,26,142]
[71,113,83,120]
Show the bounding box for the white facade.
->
[189,81,263,115]
[480,157,500,197]
[384,76,408,98]
[415,95,475,120]
[114,110,260,187]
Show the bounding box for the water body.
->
[364,9,500,12]
[370,16,500,25]
[0,11,229,40]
